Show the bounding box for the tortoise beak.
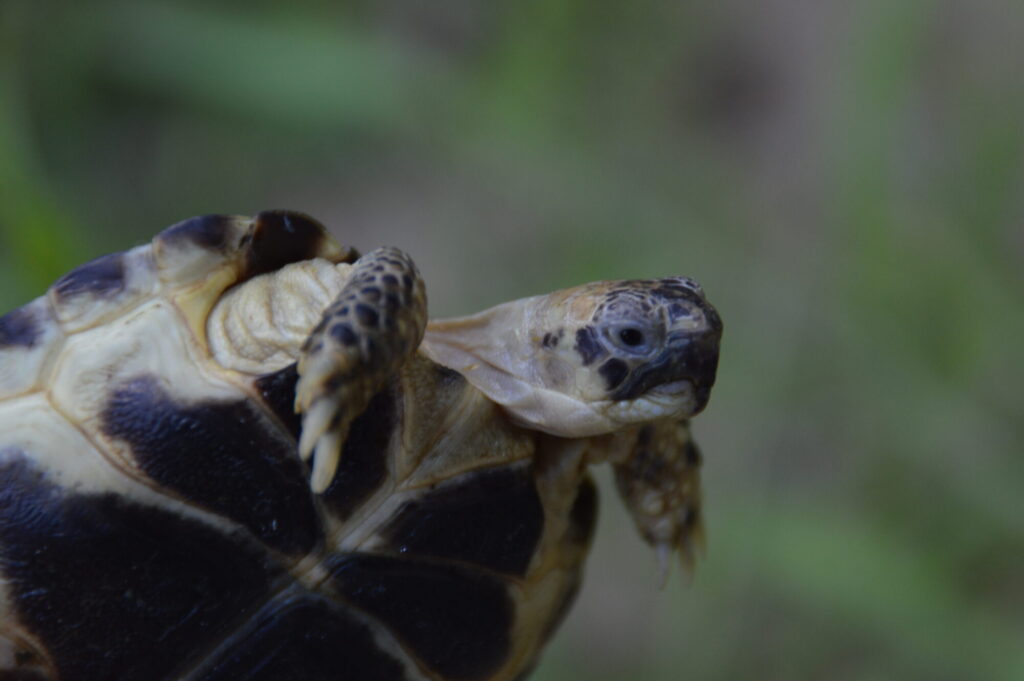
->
[679,330,720,412]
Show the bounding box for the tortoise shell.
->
[0,211,718,681]
[0,212,595,681]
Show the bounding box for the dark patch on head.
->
[159,214,236,251]
[541,332,559,348]
[51,252,126,301]
[0,452,279,681]
[322,386,396,521]
[194,591,408,681]
[329,553,512,681]
[330,322,358,347]
[598,358,629,391]
[355,304,379,328]
[101,376,321,555]
[0,306,44,349]
[609,331,719,403]
[381,274,398,288]
[574,326,606,366]
[382,465,544,577]
[244,211,338,277]
[254,363,302,438]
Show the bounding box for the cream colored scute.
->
[0,298,63,401]
[48,300,249,474]
[0,395,234,529]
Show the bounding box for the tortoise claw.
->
[295,247,426,493]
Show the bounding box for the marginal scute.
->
[245,210,354,278]
[48,246,159,334]
[329,553,514,681]
[153,214,251,284]
[51,252,126,301]
[0,299,61,400]
[382,464,544,577]
[0,305,44,349]
[156,214,239,251]
[194,592,410,681]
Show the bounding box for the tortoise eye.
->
[618,328,644,347]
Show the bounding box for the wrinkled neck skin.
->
[421,291,623,439]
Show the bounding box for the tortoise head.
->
[422,277,722,437]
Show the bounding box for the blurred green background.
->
[2,1,1023,680]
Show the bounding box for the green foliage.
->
[2,1,1022,679]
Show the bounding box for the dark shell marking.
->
[0,452,282,681]
[51,253,126,302]
[254,364,303,438]
[322,385,397,521]
[193,591,409,681]
[157,214,238,252]
[101,375,321,555]
[330,554,514,681]
[0,307,44,349]
[244,210,354,278]
[383,464,544,577]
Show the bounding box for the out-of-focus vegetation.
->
[2,1,1022,680]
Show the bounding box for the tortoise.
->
[0,210,722,681]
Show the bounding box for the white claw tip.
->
[310,431,343,493]
[298,399,335,462]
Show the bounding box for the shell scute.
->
[48,246,159,334]
[0,450,282,681]
[321,384,397,523]
[192,591,413,681]
[328,553,514,681]
[244,210,354,278]
[380,463,544,578]
[101,374,322,556]
[0,299,62,400]
[152,211,348,289]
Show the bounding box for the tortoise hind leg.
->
[296,247,427,492]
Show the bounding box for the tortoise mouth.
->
[609,332,720,410]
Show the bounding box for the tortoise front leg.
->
[296,247,427,492]
[612,418,705,583]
